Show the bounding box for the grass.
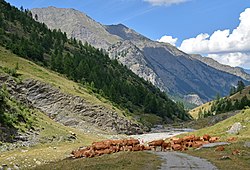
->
[185,142,250,170]
[183,109,250,140]
[188,102,212,119]
[0,107,101,169]
[31,152,162,170]
[177,108,250,170]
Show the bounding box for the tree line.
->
[198,81,250,118]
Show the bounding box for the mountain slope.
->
[0,1,188,126]
[31,6,120,49]
[190,54,250,81]
[0,46,143,134]
[244,69,250,74]
[105,24,248,101]
[31,7,249,102]
[189,84,250,119]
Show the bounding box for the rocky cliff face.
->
[183,94,203,106]
[107,40,166,91]
[0,75,144,135]
[31,7,248,102]
[190,54,250,81]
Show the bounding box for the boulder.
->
[227,122,242,134]
[244,141,250,148]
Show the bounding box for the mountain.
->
[31,6,120,49]
[31,7,248,103]
[244,69,250,74]
[190,54,250,81]
[0,0,189,132]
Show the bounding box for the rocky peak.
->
[31,7,121,49]
[105,24,149,42]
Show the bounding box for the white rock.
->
[36,161,41,165]
[227,122,242,134]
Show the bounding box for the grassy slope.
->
[180,109,250,170]
[0,46,162,169]
[189,86,250,119]
[0,108,100,169]
[0,46,126,118]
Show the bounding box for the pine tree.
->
[237,80,245,93]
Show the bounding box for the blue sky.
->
[5,0,250,69]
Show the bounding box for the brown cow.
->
[227,137,237,142]
[171,144,183,151]
[127,138,140,146]
[92,141,109,150]
[184,141,193,148]
[202,134,211,141]
[215,146,225,151]
[193,141,203,148]
[183,135,195,142]
[209,137,219,143]
[172,138,184,145]
[232,149,240,155]
[144,145,152,151]
[148,139,164,151]
[132,144,141,151]
[162,142,171,151]
[83,149,95,158]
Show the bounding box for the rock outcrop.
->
[183,94,203,106]
[0,75,144,135]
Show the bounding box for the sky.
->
[5,0,250,69]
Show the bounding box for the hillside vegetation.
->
[0,0,188,122]
[189,82,250,119]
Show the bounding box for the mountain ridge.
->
[31,6,248,102]
[190,54,250,81]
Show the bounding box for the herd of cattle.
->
[71,134,219,158]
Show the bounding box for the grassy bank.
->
[180,109,250,170]
[32,151,162,170]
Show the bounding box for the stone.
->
[219,156,231,160]
[244,141,250,148]
[35,161,41,166]
[227,122,242,134]
[13,165,19,170]
[202,142,230,148]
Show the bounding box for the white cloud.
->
[157,35,178,46]
[208,53,250,69]
[178,8,250,69]
[144,0,189,6]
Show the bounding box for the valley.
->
[0,0,250,170]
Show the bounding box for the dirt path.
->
[155,152,218,170]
